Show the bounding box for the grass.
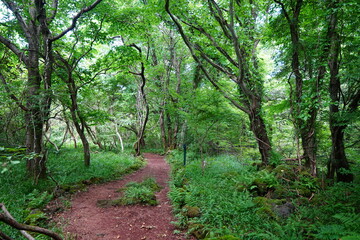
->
[167,150,360,240]
[0,147,144,239]
[97,177,162,207]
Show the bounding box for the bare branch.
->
[51,0,104,42]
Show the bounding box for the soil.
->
[52,153,194,240]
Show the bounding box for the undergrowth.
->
[0,147,144,239]
[97,177,162,207]
[167,150,360,240]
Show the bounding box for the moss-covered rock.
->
[272,202,295,218]
[182,205,201,218]
[253,197,288,219]
[273,165,297,181]
[272,185,291,199]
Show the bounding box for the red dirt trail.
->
[54,153,193,240]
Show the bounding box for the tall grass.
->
[0,147,143,239]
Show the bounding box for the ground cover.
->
[0,147,143,239]
[167,150,360,239]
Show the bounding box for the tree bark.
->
[275,0,318,175]
[129,44,149,156]
[249,109,271,165]
[326,0,353,182]
[25,33,47,180]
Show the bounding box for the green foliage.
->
[168,152,360,239]
[112,177,161,206]
[25,190,53,210]
[0,148,143,239]
[0,147,26,173]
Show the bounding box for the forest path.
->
[54,153,191,240]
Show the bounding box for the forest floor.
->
[52,153,193,240]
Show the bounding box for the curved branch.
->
[0,203,62,240]
[47,0,59,24]
[0,35,28,63]
[51,0,104,42]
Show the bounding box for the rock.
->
[272,202,295,218]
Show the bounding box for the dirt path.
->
[54,153,192,240]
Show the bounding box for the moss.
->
[60,183,87,194]
[273,165,297,181]
[272,185,291,199]
[189,223,208,239]
[253,197,286,219]
[256,206,277,219]
[250,178,269,196]
[183,205,201,218]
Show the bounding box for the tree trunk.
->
[326,0,353,182]
[25,40,47,180]
[300,117,317,175]
[114,123,124,152]
[327,125,353,182]
[159,108,168,151]
[249,109,271,165]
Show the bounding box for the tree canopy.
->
[0,0,359,182]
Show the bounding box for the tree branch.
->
[273,0,291,24]
[165,0,249,114]
[47,0,59,24]
[0,203,62,240]
[0,35,27,63]
[180,19,238,68]
[51,0,104,42]
[1,0,29,36]
[0,72,29,111]
[0,230,14,240]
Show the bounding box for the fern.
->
[333,213,360,232]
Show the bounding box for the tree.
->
[0,0,104,179]
[271,0,359,178]
[326,0,359,182]
[166,0,272,164]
